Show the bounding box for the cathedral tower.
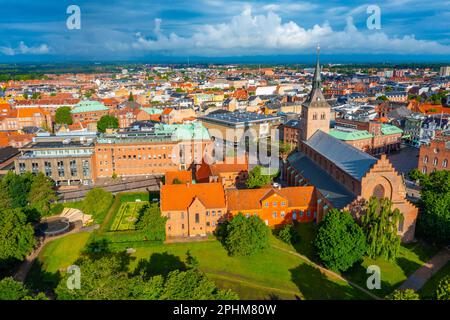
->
[300,45,331,141]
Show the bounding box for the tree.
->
[27,173,57,217]
[314,209,366,272]
[185,250,199,269]
[361,197,402,261]
[97,115,119,133]
[436,275,450,300]
[82,188,113,219]
[55,254,135,300]
[135,203,167,241]
[378,95,389,101]
[387,289,420,300]
[223,213,270,256]
[0,277,46,300]
[128,92,134,101]
[246,166,273,189]
[412,170,450,245]
[55,106,73,125]
[0,207,36,263]
[31,92,41,100]
[161,269,238,300]
[0,171,34,208]
[275,224,299,245]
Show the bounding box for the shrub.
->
[275,224,299,245]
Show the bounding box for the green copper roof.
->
[153,123,210,141]
[71,100,109,114]
[141,107,163,115]
[329,129,373,141]
[381,124,403,135]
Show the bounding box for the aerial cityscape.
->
[0,0,449,311]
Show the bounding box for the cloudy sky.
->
[0,0,449,62]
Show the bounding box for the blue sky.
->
[0,0,449,62]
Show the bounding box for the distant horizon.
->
[1,54,450,66]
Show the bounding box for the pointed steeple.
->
[305,44,326,106]
[312,44,321,91]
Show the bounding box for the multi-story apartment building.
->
[94,123,212,178]
[15,133,96,186]
[418,131,450,174]
[71,100,110,123]
[199,111,282,149]
[0,107,52,131]
[330,119,403,155]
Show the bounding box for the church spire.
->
[312,43,321,90]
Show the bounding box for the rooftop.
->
[305,130,377,181]
[71,100,109,114]
[200,111,281,125]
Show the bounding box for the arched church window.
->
[320,113,326,120]
[372,184,385,200]
[312,113,317,120]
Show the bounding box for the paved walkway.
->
[398,247,450,291]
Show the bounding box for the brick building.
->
[418,131,450,174]
[71,100,110,123]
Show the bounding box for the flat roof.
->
[200,111,281,125]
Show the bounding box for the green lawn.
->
[419,261,450,300]
[110,202,148,231]
[127,237,369,300]
[25,232,92,292]
[343,241,439,297]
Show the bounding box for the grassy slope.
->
[127,237,368,300]
[419,261,450,300]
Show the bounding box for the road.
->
[57,176,161,202]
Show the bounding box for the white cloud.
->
[0,41,50,56]
[131,8,450,56]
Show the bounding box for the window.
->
[82,160,90,177]
[433,158,438,166]
[443,159,448,168]
[312,113,317,120]
[70,160,77,176]
[31,162,39,174]
[281,212,285,218]
[181,213,184,219]
[44,162,52,177]
[272,212,277,218]
[206,211,210,216]
[206,222,210,227]
[57,161,65,177]
[264,202,269,207]
[182,224,184,230]
[212,211,216,216]
[273,202,277,207]
[422,166,427,174]
[423,156,428,163]
[195,213,200,224]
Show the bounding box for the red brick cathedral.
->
[285,47,418,242]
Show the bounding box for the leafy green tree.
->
[97,115,119,133]
[246,166,273,189]
[31,92,41,100]
[0,277,29,300]
[378,95,389,101]
[411,170,450,245]
[128,92,134,101]
[27,173,57,217]
[224,213,270,256]
[161,269,238,300]
[387,289,420,300]
[275,224,299,245]
[0,207,36,263]
[135,203,167,241]
[55,254,134,300]
[0,171,34,208]
[314,209,366,272]
[436,275,450,300]
[361,197,402,261]
[185,250,199,269]
[55,106,73,125]
[0,277,46,300]
[82,188,113,219]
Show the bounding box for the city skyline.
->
[0,0,449,62]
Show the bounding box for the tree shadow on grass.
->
[290,263,371,300]
[25,260,61,295]
[396,256,423,278]
[132,251,187,279]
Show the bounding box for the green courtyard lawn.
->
[24,229,370,300]
[126,236,370,300]
[343,241,440,298]
[25,232,92,292]
[110,202,148,231]
[419,261,450,300]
